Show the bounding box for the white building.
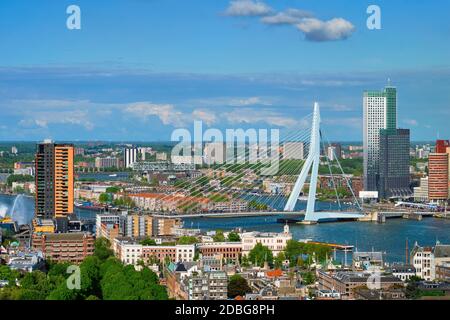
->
[413,177,429,202]
[241,224,292,256]
[409,242,450,281]
[124,147,138,168]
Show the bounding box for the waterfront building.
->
[35,140,74,225]
[124,147,138,168]
[428,153,449,201]
[241,224,292,257]
[378,129,411,198]
[94,156,120,169]
[413,177,429,202]
[31,232,95,264]
[363,84,397,193]
[410,242,450,281]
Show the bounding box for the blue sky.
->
[0,0,449,141]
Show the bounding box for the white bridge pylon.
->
[284,102,365,222]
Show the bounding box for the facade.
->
[114,239,195,265]
[95,157,120,169]
[124,147,138,168]
[241,225,292,257]
[31,232,95,264]
[413,177,429,202]
[95,212,182,240]
[363,85,397,192]
[197,242,242,261]
[386,264,416,282]
[35,140,74,221]
[428,153,449,201]
[188,271,228,300]
[378,129,411,198]
[410,242,450,281]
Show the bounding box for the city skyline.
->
[0,1,449,142]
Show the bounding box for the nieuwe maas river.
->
[1,194,449,263]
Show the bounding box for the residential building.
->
[410,242,450,281]
[428,153,449,201]
[35,140,74,225]
[363,85,397,193]
[187,271,228,300]
[95,157,120,169]
[31,232,95,264]
[124,147,138,168]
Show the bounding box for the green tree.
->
[99,193,111,203]
[140,238,157,246]
[274,252,286,269]
[94,238,114,261]
[213,230,226,242]
[248,243,273,268]
[227,232,241,242]
[177,236,199,245]
[227,274,252,298]
[106,186,121,193]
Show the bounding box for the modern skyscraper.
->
[35,140,74,220]
[379,129,411,198]
[363,84,398,194]
[124,147,138,168]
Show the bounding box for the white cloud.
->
[192,109,217,126]
[296,18,355,42]
[224,0,273,17]
[261,9,312,25]
[404,119,418,126]
[224,108,298,127]
[125,102,186,127]
[19,110,94,130]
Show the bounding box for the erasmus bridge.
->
[152,103,367,224]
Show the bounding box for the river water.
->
[1,194,449,263]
